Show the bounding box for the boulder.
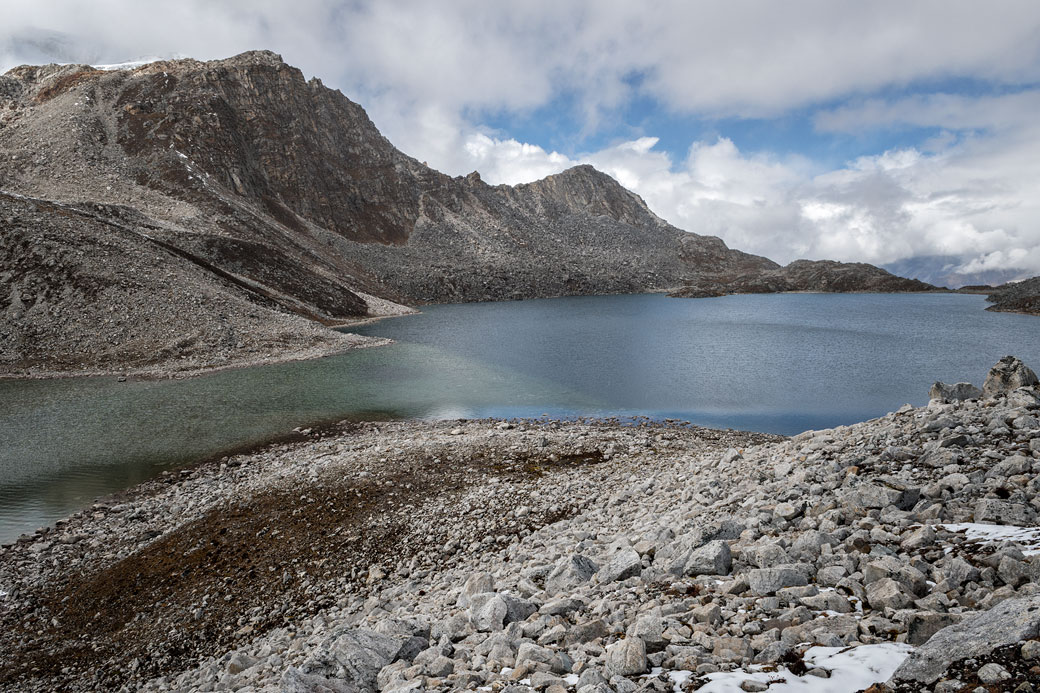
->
[929,381,982,402]
[866,577,913,611]
[545,555,599,594]
[940,556,981,588]
[470,594,508,631]
[516,642,555,668]
[747,564,811,595]
[605,636,647,676]
[974,498,1035,526]
[863,556,927,595]
[905,612,963,646]
[470,593,536,631]
[836,482,911,509]
[684,540,732,576]
[983,355,1039,398]
[890,595,1040,684]
[747,542,790,568]
[596,549,642,584]
[283,628,407,693]
[457,572,495,607]
[565,619,609,646]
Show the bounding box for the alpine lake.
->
[2,292,1038,542]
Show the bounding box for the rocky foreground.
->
[3,359,1040,692]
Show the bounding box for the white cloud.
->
[6,1,1040,123]
[815,91,1040,134]
[4,1,1040,280]
[418,125,1040,281]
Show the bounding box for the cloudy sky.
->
[4,1,1040,285]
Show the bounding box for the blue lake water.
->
[1,292,1037,542]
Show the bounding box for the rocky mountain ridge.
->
[668,260,937,298]
[1,50,937,376]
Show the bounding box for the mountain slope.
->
[0,191,376,375]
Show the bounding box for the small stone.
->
[977,662,1011,684]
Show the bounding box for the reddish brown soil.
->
[0,444,591,690]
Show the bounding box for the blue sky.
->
[3,1,1040,285]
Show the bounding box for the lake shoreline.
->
[3,376,1040,691]
[0,333,394,383]
[0,289,1005,384]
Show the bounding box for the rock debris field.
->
[3,357,1040,693]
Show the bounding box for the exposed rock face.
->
[669,259,938,298]
[985,276,1040,315]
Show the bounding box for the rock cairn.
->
[2,357,1040,692]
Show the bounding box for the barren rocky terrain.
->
[3,357,1039,692]
[668,261,937,299]
[984,277,1040,316]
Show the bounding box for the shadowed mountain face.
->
[0,50,931,375]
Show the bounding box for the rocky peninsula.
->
[984,277,1040,316]
[3,357,1040,692]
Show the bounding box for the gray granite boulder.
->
[545,554,598,594]
[983,355,1039,398]
[747,564,811,595]
[684,540,732,576]
[282,628,407,693]
[596,549,642,583]
[974,498,1035,526]
[890,595,1040,684]
[929,381,982,401]
[605,636,647,676]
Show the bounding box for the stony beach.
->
[3,357,1040,692]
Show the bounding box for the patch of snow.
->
[938,522,1040,555]
[692,643,912,693]
[564,673,579,685]
[93,58,164,71]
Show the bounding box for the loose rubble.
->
[2,357,1040,692]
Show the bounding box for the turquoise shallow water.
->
[1,292,1037,542]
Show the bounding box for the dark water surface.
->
[1,292,1038,542]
